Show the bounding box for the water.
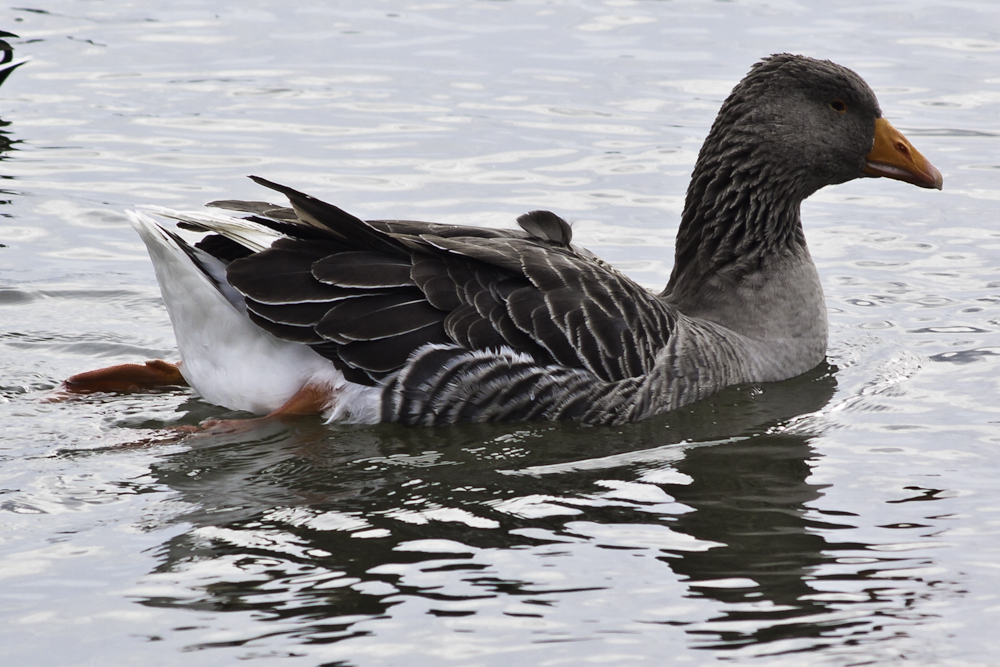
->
[2,1,999,664]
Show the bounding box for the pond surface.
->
[2,1,1000,665]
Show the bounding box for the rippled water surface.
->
[3,1,1000,665]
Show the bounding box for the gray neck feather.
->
[657,62,833,389]
[665,83,817,306]
[666,154,808,305]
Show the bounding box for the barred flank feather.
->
[380,345,643,425]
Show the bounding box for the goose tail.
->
[127,210,379,421]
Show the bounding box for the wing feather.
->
[203,179,679,410]
[316,290,444,343]
[338,322,450,373]
[313,251,416,288]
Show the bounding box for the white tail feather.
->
[139,205,283,253]
[128,210,379,422]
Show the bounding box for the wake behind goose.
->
[64,54,942,426]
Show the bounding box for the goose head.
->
[700,54,939,203]
[670,54,941,296]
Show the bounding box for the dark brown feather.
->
[246,310,325,344]
[313,251,416,288]
[229,248,363,305]
[517,210,573,246]
[245,299,336,327]
[338,322,450,373]
[316,289,445,343]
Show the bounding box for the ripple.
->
[0,543,105,581]
[41,247,147,261]
[909,325,989,334]
[909,91,1000,109]
[960,189,1000,201]
[811,191,915,208]
[17,179,217,198]
[903,128,997,137]
[537,147,697,174]
[136,34,234,45]
[128,154,271,169]
[35,200,130,229]
[577,15,657,32]
[0,226,48,243]
[64,133,200,147]
[898,37,1000,51]
[264,507,372,532]
[930,347,1000,364]
[657,79,736,96]
[0,288,36,305]
[505,120,652,136]
[460,101,620,119]
[565,521,720,551]
[133,117,448,137]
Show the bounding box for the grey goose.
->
[64,54,943,426]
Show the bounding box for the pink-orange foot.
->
[185,384,333,435]
[62,359,187,394]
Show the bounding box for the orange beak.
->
[863,118,943,190]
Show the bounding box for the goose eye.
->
[830,99,847,114]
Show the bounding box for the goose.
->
[64,54,942,426]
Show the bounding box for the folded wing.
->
[195,177,677,417]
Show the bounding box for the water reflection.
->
[0,116,20,244]
[105,364,948,656]
[0,119,15,158]
[663,436,862,650]
[0,31,25,89]
[0,33,24,220]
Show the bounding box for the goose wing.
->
[209,177,677,388]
